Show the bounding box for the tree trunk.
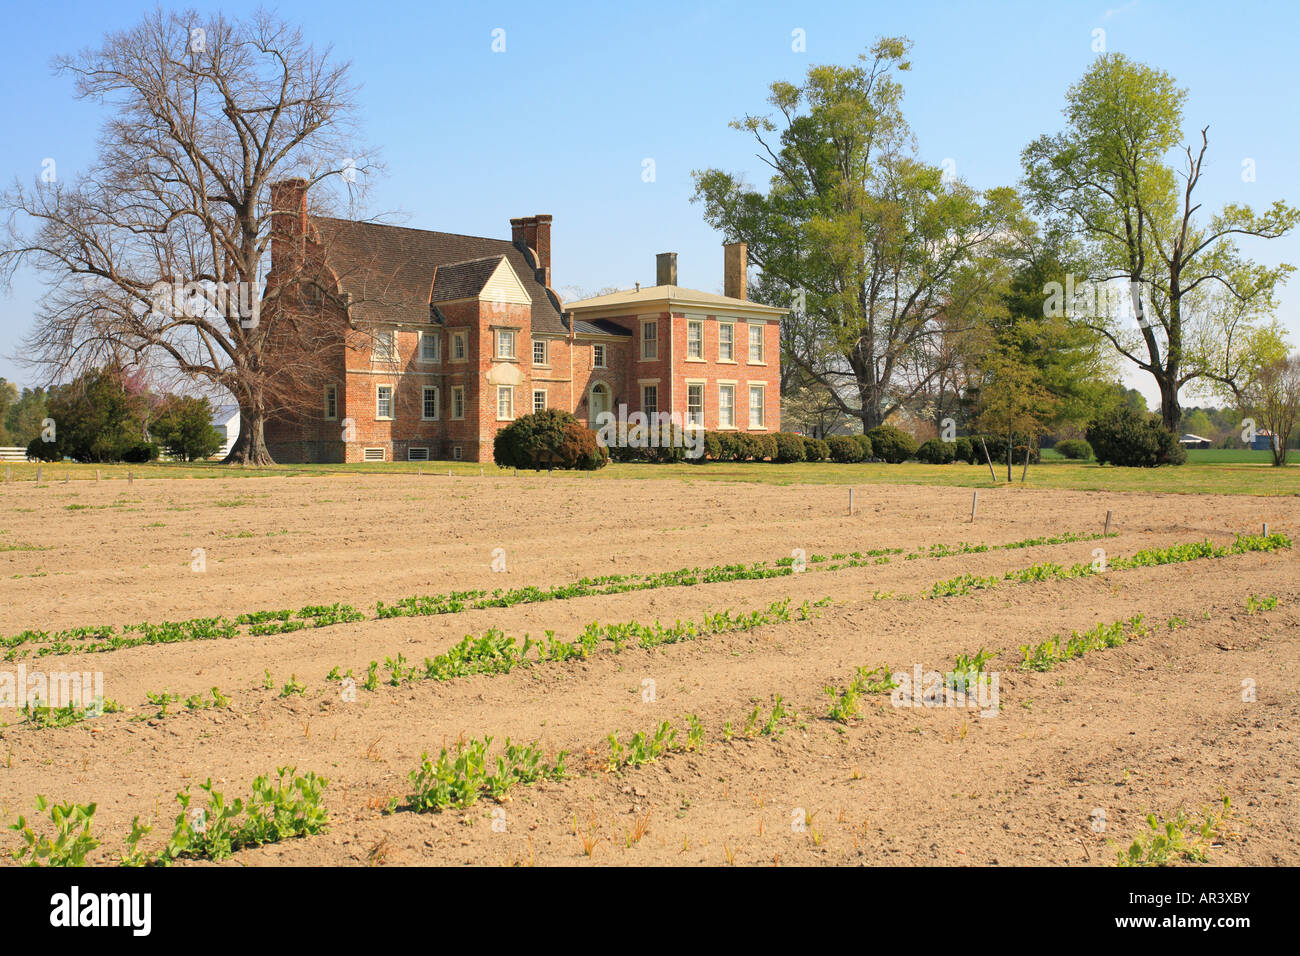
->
[1157,376,1182,434]
[223,404,276,466]
[1006,428,1013,483]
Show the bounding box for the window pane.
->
[533,389,546,413]
[720,324,734,361]
[687,384,703,427]
[687,321,702,359]
[719,385,734,427]
[643,385,657,416]
[533,340,546,364]
[423,387,438,419]
[642,321,657,359]
[377,386,392,418]
[421,333,439,361]
[749,324,763,362]
[750,386,764,427]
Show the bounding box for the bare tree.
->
[0,8,375,464]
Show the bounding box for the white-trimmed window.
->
[719,322,735,362]
[641,320,658,360]
[374,329,397,362]
[452,445,463,460]
[687,383,704,428]
[532,339,547,365]
[376,385,394,420]
[451,386,465,420]
[533,388,547,413]
[363,447,385,462]
[593,343,606,368]
[718,384,736,428]
[323,384,338,420]
[451,330,467,361]
[422,386,439,421]
[642,384,658,416]
[687,319,703,359]
[749,383,766,428]
[408,447,430,461]
[496,329,516,360]
[748,323,764,363]
[497,385,514,421]
[420,331,440,363]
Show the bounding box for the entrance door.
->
[589,382,611,425]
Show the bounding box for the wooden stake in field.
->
[95,469,101,482]
[35,466,42,483]
[63,472,69,484]
[979,438,997,482]
[1263,522,1269,536]
[128,471,133,484]
[849,488,854,515]
[1104,510,1112,536]
[970,491,978,523]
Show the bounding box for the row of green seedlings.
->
[1,603,365,660]
[9,767,327,867]
[0,529,1114,659]
[925,533,1291,600]
[1020,615,1149,671]
[10,600,825,733]
[823,650,994,723]
[338,599,825,692]
[399,700,797,817]
[1116,796,1238,867]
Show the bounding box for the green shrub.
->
[493,409,607,470]
[735,433,766,461]
[851,433,874,460]
[25,437,61,462]
[954,437,973,463]
[915,437,956,464]
[121,442,161,463]
[866,425,918,463]
[772,432,806,463]
[826,435,865,463]
[1055,438,1093,460]
[1086,407,1186,467]
[802,436,829,462]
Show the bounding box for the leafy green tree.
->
[1243,354,1300,466]
[0,378,16,445]
[46,365,149,463]
[1022,54,1298,433]
[692,37,1017,431]
[974,348,1058,481]
[151,395,224,461]
[3,387,49,445]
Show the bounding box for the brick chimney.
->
[511,214,553,285]
[656,252,677,287]
[724,241,747,300]
[270,178,308,274]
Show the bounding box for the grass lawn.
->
[3,454,1298,496]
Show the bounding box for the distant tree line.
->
[15,365,224,463]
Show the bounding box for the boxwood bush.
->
[494,409,608,470]
[1054,438,1093,460]
[772,432,807,463]
[915,437,956,464]
[866,425,918,463]
[826,435,865,463]
[802,436,830,462]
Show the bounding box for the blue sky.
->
[1,0,1297,405]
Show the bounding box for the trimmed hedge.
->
[915,437,956,464]
[827,435,865,463]
[772,432,807,463]
[852,434,874,460]
[1054,438,1093,460]
[802,436,830,462]
[866,425,918,464]
[25,438,62,462]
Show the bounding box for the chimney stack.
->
[656,252,677,287]
[724,241,747,300]
[510,214,553,281]
[270,178,308,274]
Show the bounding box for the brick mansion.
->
[264,179,785,463]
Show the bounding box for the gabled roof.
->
[312,217,565,332]
[563,284,787,317]
[430,256,510,303]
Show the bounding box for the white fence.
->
[0,447,27,463]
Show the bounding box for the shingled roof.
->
[312,217,566,333]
